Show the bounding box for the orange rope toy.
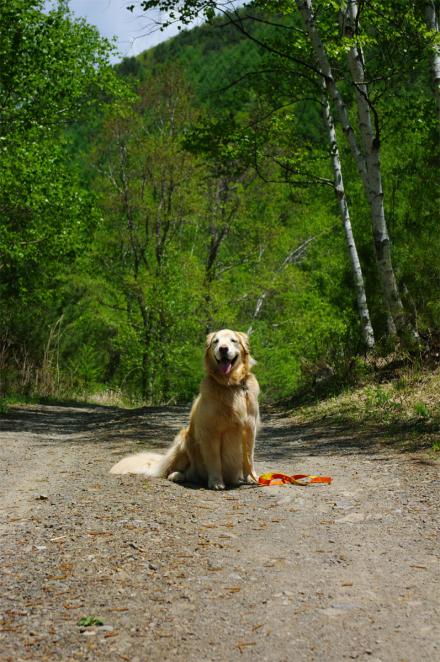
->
[258,472,332,486]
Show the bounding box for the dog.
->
[110,329,260,490]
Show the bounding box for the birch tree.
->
[244,84,375,348]
[321,89,375,349]
[295,0,418,341]
[233,8,376,348]
[424,0,440,122]
[341,0,407,336]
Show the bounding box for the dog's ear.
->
[236,332,250,354]
[205,332,216,349]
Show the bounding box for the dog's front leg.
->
[242,424,258,484]
[199,434,225,490]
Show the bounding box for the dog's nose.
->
[219,345,229,355]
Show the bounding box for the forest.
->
[1,0,439,406]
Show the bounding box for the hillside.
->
[118,11,273,109]
[1,1,439,412]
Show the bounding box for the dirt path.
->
[0,404,439,662]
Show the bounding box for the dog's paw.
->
[168,471,186,483]
[208,478,225,491]
[243,473,258,485]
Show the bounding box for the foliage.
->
[77,616,104,627]
[0,1,130,396]
[0,0,121,134]
[1,0,439,406]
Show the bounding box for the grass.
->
[0,388,143,415]
[0,393,42,414]
[289,367,440,453]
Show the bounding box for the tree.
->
[0,0,129,394]
[424,0,440,121]
[0,1,122,135]
[321,88,375,349]
[294,0,412,340]
[135,0,437,345]
[91,70,205,401]
[0,0,127,291]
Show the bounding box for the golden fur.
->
[110,329,260,490]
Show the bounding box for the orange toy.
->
[258,472,332,486]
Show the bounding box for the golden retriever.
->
[110,329,260,489]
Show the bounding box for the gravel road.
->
[1,403,439,662]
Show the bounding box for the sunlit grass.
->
[289,367,440,453]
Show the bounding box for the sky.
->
[67,0,188,62]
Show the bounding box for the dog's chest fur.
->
[201,375,258,428]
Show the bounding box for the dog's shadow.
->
[167,480,259,492]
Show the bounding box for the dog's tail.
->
[109,451,165,476]
[109,428,190,478]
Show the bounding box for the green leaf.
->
[77,616,104,627]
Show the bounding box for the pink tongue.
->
[219,360,232,375]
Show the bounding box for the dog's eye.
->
[213,338,219,344]
[231,338,238,344]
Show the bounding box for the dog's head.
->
[205,329,254,383]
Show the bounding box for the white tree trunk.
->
[295,0,368,185]
[296,0,414,341]
[322,89,375,349]
[424,0,440,123]
[343,0,417,340]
